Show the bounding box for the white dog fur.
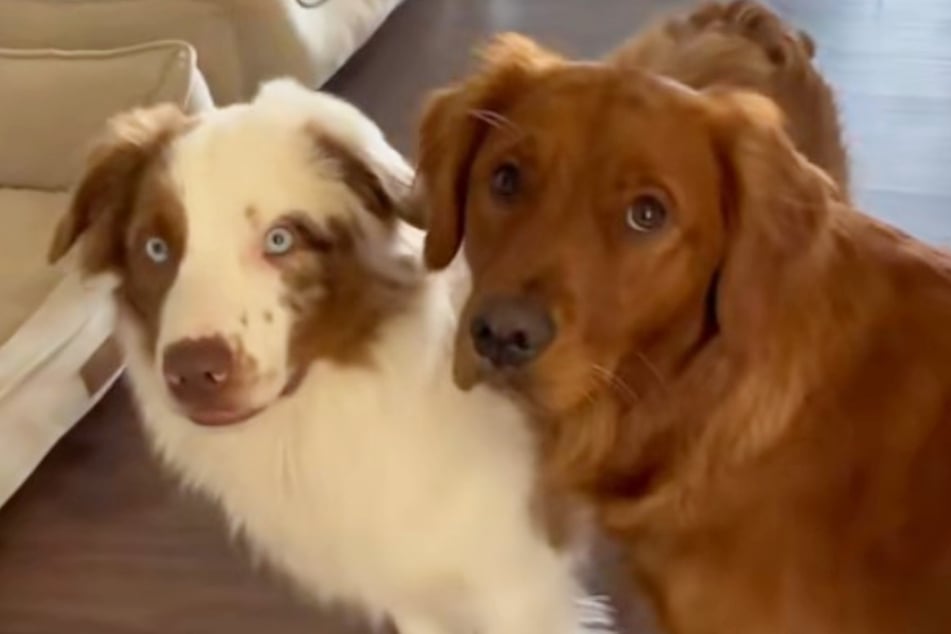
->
[58,79,610,634]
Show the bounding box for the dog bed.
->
[0,41,213,506]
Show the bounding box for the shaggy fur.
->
[416,3,951,633]
[609,0,849,191]
[50,79,609,634]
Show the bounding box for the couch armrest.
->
[219,0,406,93]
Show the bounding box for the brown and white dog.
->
[415,2,951,633]
[48,80,610,634]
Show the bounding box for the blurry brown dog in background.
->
[416,2,951,633]
[608,1,848,191]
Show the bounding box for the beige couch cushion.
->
[0,0,243,103]
[0,41,211,191]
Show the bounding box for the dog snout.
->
[470,296,555,369]
[162,336,236,406]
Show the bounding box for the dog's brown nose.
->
[470,296,555,369]
[162,336,235,407]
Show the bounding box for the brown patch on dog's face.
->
[49,105,192,356]
[117,163,188,350]
[271,215,418,375]
[317,134,400,226]
[258,131,422,376]
[309,127,425,229]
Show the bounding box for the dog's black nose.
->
[163,336,235,407]
[470,296,555,369]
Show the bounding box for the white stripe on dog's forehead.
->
[169,105,354,238]
[155,101,358,355]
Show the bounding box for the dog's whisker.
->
[591,365,640,404]
[468,109,523,135]
[581,386,600,408]
[634,351,668,393]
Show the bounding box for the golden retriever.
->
[414,2,951,632]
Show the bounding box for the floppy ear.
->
[315,131,424,229]
[796,28,816,58]
[257,78,425,230]
[705,89,840,342]
[48,104,190,271]
[416,33,563,270]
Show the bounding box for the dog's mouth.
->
[454,340,586,419]
[181,366,310,428]
[453,337,536,393]
[280,365,308,398]
[188,407,265,427]
[453,346,538,405]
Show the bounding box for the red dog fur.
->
[415,3,951,633]
[607,1,848,193]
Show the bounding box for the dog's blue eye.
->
[145,237,170,263]
[264,226,295,256]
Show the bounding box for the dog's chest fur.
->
[119,275,542,616]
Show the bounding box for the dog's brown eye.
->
[491,163,520,199]
[626,195,668,233]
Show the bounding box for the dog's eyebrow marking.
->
[653,74,698,96]
[245,205,261,226]
[469,109,523,135]
[281,296,305,315]
[284,212,337,252]
[263,310,274,324]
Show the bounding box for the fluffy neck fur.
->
[116,265,559,615]
[547,199,951,537]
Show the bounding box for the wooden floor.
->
[1,1,949,632]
